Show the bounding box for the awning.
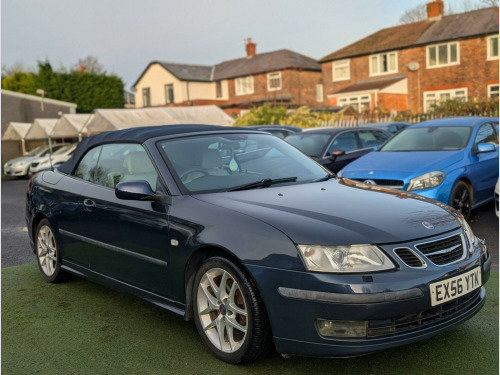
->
[3,122,32,140]
[25,119,58,140]
[51,114,93,138]
[85,105,234,135]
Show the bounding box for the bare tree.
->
[400,0,499,23]
[1,62,31,77]
[399,2,427,23]
[73,55,105,74]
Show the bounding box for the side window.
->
[327,132,358,154]
[474,123,498,146]
[73,146,102,182]
[358,130,389,148]
[95,144,158,190]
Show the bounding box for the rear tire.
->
[192,257,273,364]
[35,219,66,283]
[449,181,472,220]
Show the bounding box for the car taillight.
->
[27,178,32,194]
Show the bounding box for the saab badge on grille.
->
[364,180,376,185]
[422,221,434,229]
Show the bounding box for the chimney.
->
[427,0,444,21]
[245,38,256,58]
[78,65,86,73]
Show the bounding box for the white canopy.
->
[25,119,58,140]
[85,105,234,135]
[51,114,93,138]
[3,122,31,140]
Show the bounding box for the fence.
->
[320,112,499,128]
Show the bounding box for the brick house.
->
[132,39,322,115]
[319,1,499,113]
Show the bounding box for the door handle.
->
[83,199,96,210]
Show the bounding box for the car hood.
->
[193,179,461,245]
[341,151,463,180]
[5,156,35,165]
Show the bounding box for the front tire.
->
[193,257,272,364]
[449,181,472,220]
[35,219,66,283]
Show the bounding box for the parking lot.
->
[2,178,498,270]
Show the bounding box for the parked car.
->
[244,125,302,139]
[339,117,499,219]
[27,124,490,364]
[285,127,391,172]
[495,179,499,218]
[3,144,68,178]
[29,144,77,175]
[359,122,411,134]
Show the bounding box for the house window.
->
[316,84,323,102]
[424,88,467,112]
[333,59,350,81]
[267,72,282,91]
[338,95,371,113]
[142,88,151,107]
[370,52,397,76]
[487,36,499,60]
[165,84,174,104]
[488,84,499,98]
[427,42,459,68]
[216,81,222,98]
[235,76,254,96]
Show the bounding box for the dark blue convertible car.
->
[26,125,490,363]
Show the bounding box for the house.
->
[132,39,323,115]
[319,1,499,113]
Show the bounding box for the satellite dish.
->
[408,62,420,71]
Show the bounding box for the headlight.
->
[457,215,476,254]
[407,171,445,191]
[337,170,343,178]
[18,161,28,166]
[298,245,395,273]
[41,160,50,165]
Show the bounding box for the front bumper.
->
[245,234,490,357]
[4,164,29,176]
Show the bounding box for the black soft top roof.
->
[57,124,235,174]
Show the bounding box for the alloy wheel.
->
[196,267,248,353]
[37,225,58,277]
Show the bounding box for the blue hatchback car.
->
[339,117,499,219]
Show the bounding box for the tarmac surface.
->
[2,178,498,269]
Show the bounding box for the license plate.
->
[429,267,481,306]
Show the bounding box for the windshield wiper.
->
[311,174,336,182]
[227,177,298,192]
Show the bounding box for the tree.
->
[73,55,105,74]
[399,0,499,24]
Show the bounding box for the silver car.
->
[3,144,68,177]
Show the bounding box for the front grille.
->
[352,179,404,189]
[416,234,464,265]
[31,162,39,168]
[394,248,425,268]
[368,288,481,337]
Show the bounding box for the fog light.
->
[316,319,367,338]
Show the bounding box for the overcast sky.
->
[2,0,425,90]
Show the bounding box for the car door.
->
[78,143,173,298]
[468,122,499,203]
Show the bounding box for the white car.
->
[495,179,499,218]
[29,144,77,175]
[3,144,68,177]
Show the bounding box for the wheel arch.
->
[184,245,258,321]
[452,176,474,202]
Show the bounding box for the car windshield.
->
[53,145,73,155]
[158,133,328,193]
[380,126,471,152]
[27,145,46,156]
[284,133,331,157]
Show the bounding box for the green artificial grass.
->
[2,263,498,375]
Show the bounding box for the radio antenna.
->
[48,137,54,171]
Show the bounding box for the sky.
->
[1,0,426,90]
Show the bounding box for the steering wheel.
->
[180,169,210,182]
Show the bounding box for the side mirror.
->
[328,149,346,162]
[475,143,496,154]
[115,181,159,201]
